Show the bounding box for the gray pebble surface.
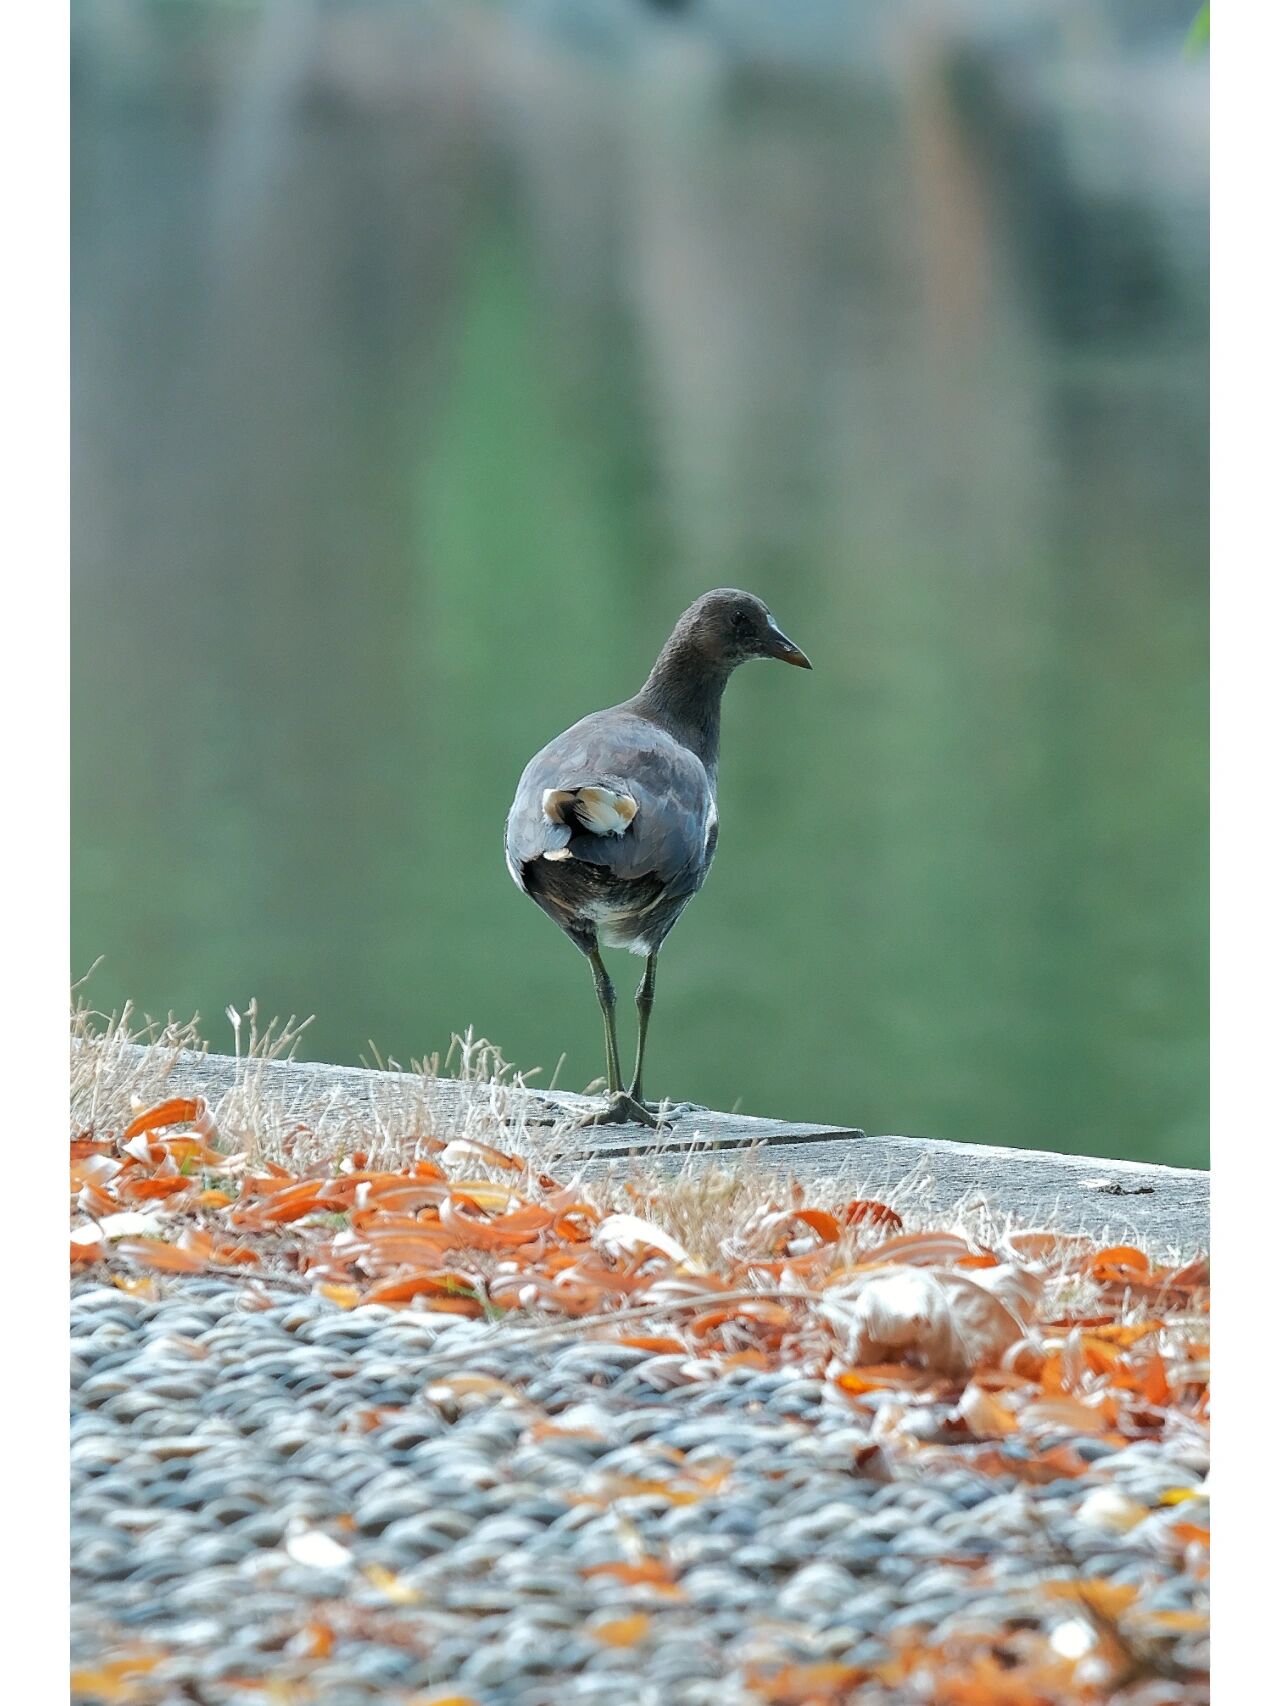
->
[71,1278,1208,1705]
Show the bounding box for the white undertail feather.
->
[541,786,637,836]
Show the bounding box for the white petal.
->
[71,1211,168,1244]
[285,1529,353,1570]
[596,1213,692,1266]
[1051,1618,1095,1659]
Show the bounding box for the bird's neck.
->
[632,639,731,778]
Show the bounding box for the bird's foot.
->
[577,1092,663,1130]
[629,1098,706,1120]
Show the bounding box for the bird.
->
[504,588,811,1128]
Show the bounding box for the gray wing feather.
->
[505,709,713,896]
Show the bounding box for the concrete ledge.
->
[121,1047,1208,1253]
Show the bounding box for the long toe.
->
[577,1092,663,1130]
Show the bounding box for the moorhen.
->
[504,588,811,1127]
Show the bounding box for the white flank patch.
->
[574,787,637,835]
[542,785,636,836]
[542,788,575,823]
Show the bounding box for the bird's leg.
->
[618,955,701,1120]
[576,946,660,1130]
[628,952,658,1105]
[587,947,622,1095]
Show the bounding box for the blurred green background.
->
[71,1,1207,1165]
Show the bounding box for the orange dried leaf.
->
[320,1283,362,1310]
[440,1137,524,1170]
[718,1350,768,1371]
[1139,1608,1209,1633]
[1040,1352,1066,1394]
[582,1558,682,1589]
[1037,1443,1091,1478]
[213,1243,260,1266]
[1084,1319,1163,1347]
[122,1098,201,1140]
[363,1271,485,1311]
[351,1231,460,1265]
[440,1177,525,1206]
[362,1562,421,1604]
[253,1180,346,1224]
[239,1174,290,1199]
[78,1181,118,1220]
[121,1176,191,1201]
[842,1199,904,1232]
[1172,1521,1210,1549]
[1042,1577,1139,1618]
[1005,1230,1095,1262]
[958,1383,1019,1438]
[1089,1244,1150,1276]
[551,1203,600,1241]
[749,1663,865,1705]
[587,1469,728,1506]
[591,1613,651,1648]
[792,1208,842,1244]
[834,1363,926,1394]
[114,1239,206,1274]
[69,1652,163,1701]
[156,1135,219,1164]
[289,1618,334,1658]
[70,1137,115,1159]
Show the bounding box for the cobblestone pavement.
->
[72,1278,1210,1706]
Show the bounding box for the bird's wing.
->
[505,710,714,896]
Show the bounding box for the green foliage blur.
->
[72,1,1207,1165]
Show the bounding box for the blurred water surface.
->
[72,1,1207,1164]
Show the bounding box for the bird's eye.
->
[732,611,751,635]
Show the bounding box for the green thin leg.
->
[628,953,658,1104]
[578,945,659,1129]
[587,947,622,1095]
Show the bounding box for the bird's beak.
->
[764,617,812,669]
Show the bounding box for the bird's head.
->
[680,588,812,672]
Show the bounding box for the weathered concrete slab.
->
[114,1046,1207,1253]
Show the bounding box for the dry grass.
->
[69,997,1210,1415]
[71,996,1195,1309]
[70,994,580,1174]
